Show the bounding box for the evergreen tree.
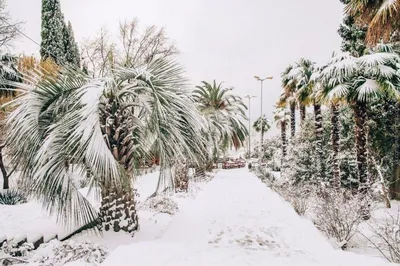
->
[64,21,80,67]
[40,0,66,64]
[337,0,367,57]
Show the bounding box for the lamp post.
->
[254,76,273,161]
[244,95,256,159]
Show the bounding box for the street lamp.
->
[244,95,256,159]
[254,76,273,161]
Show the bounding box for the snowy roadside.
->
[256,168,400,265]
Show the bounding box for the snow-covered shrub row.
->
[311,189,368,250]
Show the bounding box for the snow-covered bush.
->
[312,189,368,249]
[0,189,27,205]
[278,183,313,216]
[142,197,179,215]
[362,209,400,263]
[31,240,107,266]
[0,241,33,257]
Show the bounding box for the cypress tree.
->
[64,21,80,68]
[40,0,66,64]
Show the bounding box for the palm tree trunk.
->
[390,102,400,199]
[300,104,306,126]
[290,102,296,138]
[99,183,139,235]
[281,121,287,157]
[353,101,369,193]
[174,162,189,192]
[331,104,341,188]
[314,102,324,181]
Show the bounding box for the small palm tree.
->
[5,58,207,234]
[193,80,248,161]
[253,115,271,149]
[345,0,400,45]
[320,46,400,192]
[273,107,290,158]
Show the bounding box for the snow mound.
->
[140,197,179,215]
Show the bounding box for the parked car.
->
[237,159,246,168]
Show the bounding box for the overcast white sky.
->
[7,0,344,136]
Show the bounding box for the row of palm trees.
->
[1,57,248,235]
[275,44,400,192]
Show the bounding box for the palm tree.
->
[253,115,271,151]
[273,107,290,159]
[193,80,248,162]
[5,58,207,235]
[345,0,400,45]
[280,65,298,138]
[320,46,400,192]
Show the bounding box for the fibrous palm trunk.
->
[98,97,140,235]
[314,103,324,181]
[174,162,189,192]
[290,102,296,138]
[331,104,341,189]
[281,121,287,157]
[300,104,306,126]
[99,183,139,235]
[390,102,400,199]
[353,101,369,193]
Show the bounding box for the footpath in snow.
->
[103,168,394,266]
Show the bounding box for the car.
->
[237,159,246,168]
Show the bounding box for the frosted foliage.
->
[41,0,66,64]
[312,189,368,249]
[31,240,108,265]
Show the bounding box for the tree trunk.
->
[390,102,400,199]
[353,101,369,193]
[290,102,296,138]
[331,104,341,189]
[300,104,306,126]
[0,145,9,189]
[314,103,324,181]
[174,162,189,192]
[281,121,287,157]
[99,183,139,235]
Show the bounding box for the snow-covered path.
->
[102,169,393,266]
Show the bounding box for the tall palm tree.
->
[281,65,298,138]
[253,115,271,150]
[345,0,400,45]
[193,80,248,162]
[320,46,400,192]
[5,58,207,235]
[273,107,290,158]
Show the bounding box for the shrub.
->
[32,240,108,266]
[279,183,313,216]
[361,209,400,263]
[0,189,27,205]
[312,189,368,249]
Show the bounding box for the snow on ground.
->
[102,168,395,266]
[0,170,194,249]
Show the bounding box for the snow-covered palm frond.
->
[345,0,400,44]
[273,107,290,127]
[193,80,248,153]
